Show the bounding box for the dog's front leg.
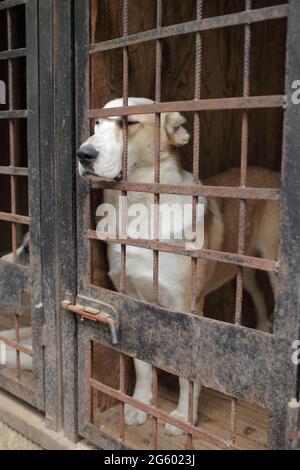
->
[125,358,152,426]
[165,378,201,436]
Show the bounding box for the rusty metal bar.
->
[90,179,281,201]
[235,0,252,328]
[0,0,26,10]
[0,334,32,357]
[231,0,252,446]
[120,0,129,296]
[0,48,27,60]
[0,166,29,176]
[153,0,162,306]
[87,95,285,119]
[119,353,125,442]
[152,367,158,449]
[191,0,203,315]
[0,212,30,224]
[89,377,237,450]
[118,1,129,442]
[230,399,238,444]
[90,5,288,53]
[88,230,277,272]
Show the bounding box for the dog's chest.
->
[107,243,190,309]
[103,189,192,307]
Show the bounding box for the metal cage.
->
[0,0,299,450]
[70,0,300,450]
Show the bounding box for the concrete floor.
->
[0,421,41,450]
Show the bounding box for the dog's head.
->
[77,97,190,180]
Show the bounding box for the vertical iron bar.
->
[152,2,162,445]
[231,0,252,446]
[153,0,162,305]
[152,367,158,449]
[120,0,129,295]
[191,0,203,315]
[119,353,126,442]
[187,3,205,448]
[119,1,129,440]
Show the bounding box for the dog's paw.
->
[125,404,148,426]
[164,409,188,436]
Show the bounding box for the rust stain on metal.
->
[87,96,285,119]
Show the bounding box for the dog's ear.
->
[164,112,190,146]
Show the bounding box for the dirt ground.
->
[0,421,41,450]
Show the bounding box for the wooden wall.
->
[90,0,287,178]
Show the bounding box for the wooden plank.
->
[0,389,94,450]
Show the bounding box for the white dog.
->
[78,98,280,435]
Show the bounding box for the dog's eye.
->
[117,119,139,128]
[95,120,100,125]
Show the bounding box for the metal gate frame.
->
[0,0,77,435]
[62,0,300,449]
[0,0,44,411]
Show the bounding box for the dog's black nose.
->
[77,144,99,163]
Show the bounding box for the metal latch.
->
[62,301,118,345]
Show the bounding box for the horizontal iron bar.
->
[0,110,27,119]
[0,166,28,176]
[0,0,26,10]
[87,96,285,119]
[90,5,288,53]
[0,212,30,224]
[90,179,281,201]
[0,335,32,357]
[0,48,27,61]
[89,378,236,450]
[88,230,276,272]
